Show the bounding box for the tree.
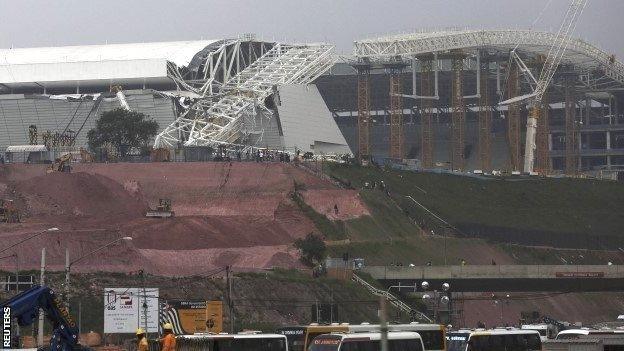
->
[294,233,327,267]
[87,108,159,158]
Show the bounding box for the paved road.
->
[362,265,624,292]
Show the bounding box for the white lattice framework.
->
[155,43,335,148]
[354,29,624,88]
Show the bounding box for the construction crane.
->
[1,285,87,350]
[502,0,588,173]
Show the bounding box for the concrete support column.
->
[607,131,611,150]
[586,96,591,126]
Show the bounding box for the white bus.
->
[281,323,445,351]
[556,329,624,339]
[308,331,425,351]
[521,324,557,341]
[447,329,542,351]
[555,329,624,350]
[176,333,288,351]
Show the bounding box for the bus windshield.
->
[277,327,306,351]
[417,330,445,351]
[447,333,470,351]
[210,338,287,351]
[467,334,542,351]
[308,336,342,351]
[341,339,423,351]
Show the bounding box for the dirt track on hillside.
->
[0,162,357,274]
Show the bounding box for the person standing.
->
[161,323,176,351]
[136,328,148,351]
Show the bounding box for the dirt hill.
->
[0,162,367,274]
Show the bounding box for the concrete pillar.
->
[586,96,591,126]
[607,155,612,169]
[607,131,611,150]
[548,134,553,151]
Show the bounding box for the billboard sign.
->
[160,300,223,334]
[104,288,159,334]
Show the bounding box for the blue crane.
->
[1,285,86,350]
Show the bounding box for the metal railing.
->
[351,273,432,322]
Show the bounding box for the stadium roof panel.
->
[0,40,218,86]
[0,40,217,66]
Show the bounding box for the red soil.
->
[12,172,146,221]
[461,292,624,328]
[300,189,370,220]
[0,162,339,275]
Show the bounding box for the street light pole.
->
[64,236,132,310]
[0,227,59,256]
[38,248,45,347]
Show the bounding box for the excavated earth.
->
[0,162,370,275]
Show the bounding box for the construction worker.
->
[136,328,148,351]
[161,323,176,351]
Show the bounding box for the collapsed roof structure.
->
[0,36,350,156]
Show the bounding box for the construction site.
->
[1,0,624,350]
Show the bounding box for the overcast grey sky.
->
[0,0,622,57]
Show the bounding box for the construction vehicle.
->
[79,148,94,163]
[47,153,72,173]
[0,199,20,223]
[0,285,88,350]
[151,147,171,162]
[146,198,174,218]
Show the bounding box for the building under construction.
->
[0,36,349,160]
[0,28,623,175]
[316,29,624,175]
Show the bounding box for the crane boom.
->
[523,0,588,173]
[1,285,84,351]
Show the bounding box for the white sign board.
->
[104,288,159,334]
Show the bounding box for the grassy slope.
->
[326,164,624,249]
[2,269,401,336]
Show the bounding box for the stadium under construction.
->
[0,29,623,176]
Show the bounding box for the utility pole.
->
[37,248,45,347]
[379,297,388,351]
[65,248,70,311]
[14,254,19,293]
[226,266,234,333]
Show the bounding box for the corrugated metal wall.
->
[0,90,176,153]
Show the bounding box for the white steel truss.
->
[155,43,334,148]
[166,37,274,98]
[354,30,624,87]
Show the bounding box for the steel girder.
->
[354,30,624,87]
[155,43,335,148]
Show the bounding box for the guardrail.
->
[351,273,432,322]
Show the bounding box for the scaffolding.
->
[507,63,522,172]
[356,63,372,161]
[536,93,551,174]
[565,76,578,175]
[387,62,406,159]
[420,59,434,168]
[451,55,465,171]
[478,57,491,172]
